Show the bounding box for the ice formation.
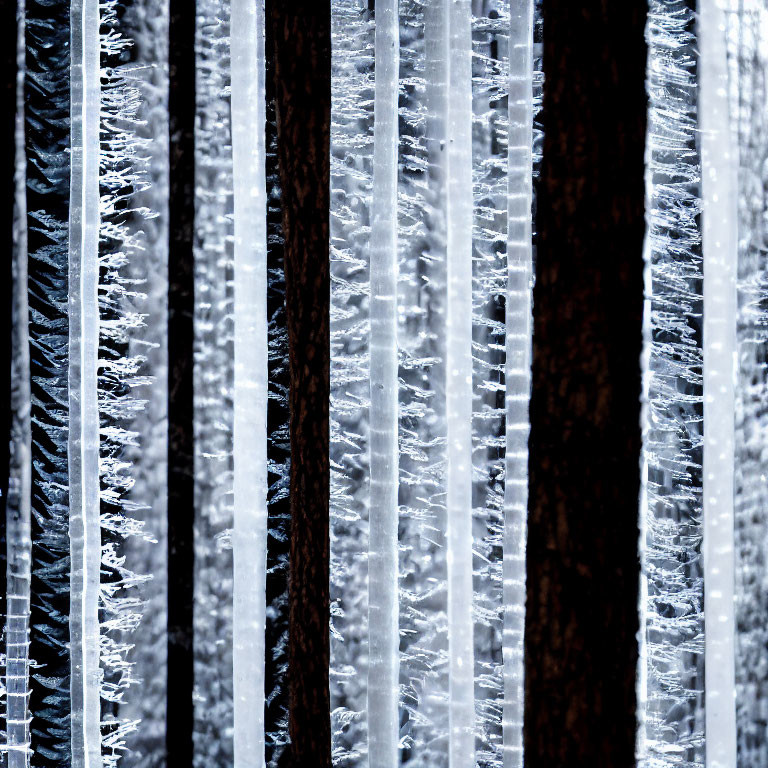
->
[639,2,768,766]
[193,2,286,767]
[7,0,169,765]
[329,1,541,766]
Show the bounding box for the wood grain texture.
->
[268,5,332,767]
[525,2,647,766]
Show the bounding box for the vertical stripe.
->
[699,1,738,765]
[503,2,533,766]
[446,1,475,764]
[368,0,400,764]
[231,0,268,766]
[68,0,103,766]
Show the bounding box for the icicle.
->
[193,1,271,764]
[503,2,537,766]
[445,1,475,763]
[329,0,374,762]
[639,2,705,766]
[6,2,32,765]
[68,0,103,763]
[398,2,450,762]
[230,1,268,766]
[367,0,400,765]
[698,2,738,765]
[331,2,536,766]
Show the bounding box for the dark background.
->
[1,1,648,766]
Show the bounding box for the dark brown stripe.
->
[268,4,332,766]
[525,2,647,766]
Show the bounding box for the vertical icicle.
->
[68,0,104,764]
[194,1,271,764]
[639,2,705,766]
[332,2,535,766]
[398,1,449,763]
[503,2,534,766]
[230,1,268,766]
[698,2,738,766]
[368,1,400,765]
[445,1,475,763]
[329,0,374,761]
[7,2,31,765]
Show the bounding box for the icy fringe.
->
[192,1,236,764]
[25,0,74,764]
[639,2,704,767]
[98,1,153,764]
[113,0,170,764]
[192,3,286,764]
[330,2,540,766]
[5,0,32,764]
[329,2,375,762]
[725,3,768,765]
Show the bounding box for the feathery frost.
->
[639,3,704,766]
[330,2,541,766]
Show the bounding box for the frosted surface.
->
[639,3,705,766]
[329,2,539,766]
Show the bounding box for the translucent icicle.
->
[445,0,475,763]
[329,1,374,762]
[230,1,268,765]
[367,0,400,764]
[68,0,104,763]
[639,2,705,766]
[503,2,535,766]
[193,1,270,764]
[698,2,738,765]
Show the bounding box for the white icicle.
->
[368,0,400,764]
[230,0,268,766]
[329,1,375,762]
[445,1,475,764]
[68,0,105,765]
[193,1,236,763]
[503,2,534,766]
[698,1,738,765]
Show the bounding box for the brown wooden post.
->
[268,4,332,767]
[524,2,648,766]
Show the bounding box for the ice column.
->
[68,0,104,764]
[330,2,537,766]
[639,2,705,765]
[699,1,738,765]
[193,1,269,765]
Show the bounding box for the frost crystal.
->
[329,2,540,766]
[639,2,768,766]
